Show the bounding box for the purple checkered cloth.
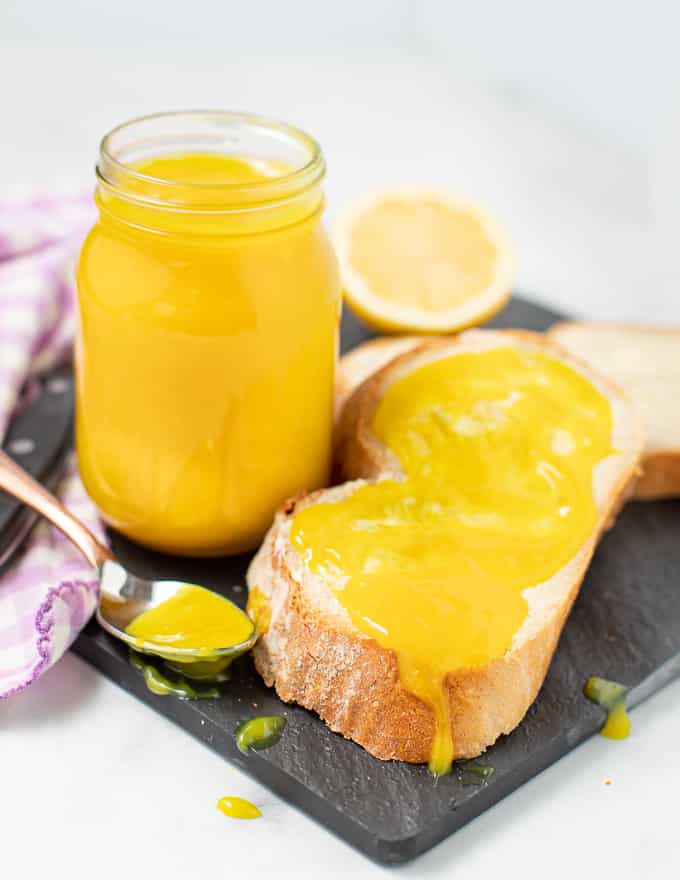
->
[0,192,106,698]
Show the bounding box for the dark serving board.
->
[69,297,680,864]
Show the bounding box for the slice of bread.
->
[248,330,643,764]
[548,322,680,499]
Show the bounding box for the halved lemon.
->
[334,189,514,334]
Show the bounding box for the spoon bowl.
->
[97,559,258,669]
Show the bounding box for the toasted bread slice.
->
[248,330,643,764]
[548,321,680,499]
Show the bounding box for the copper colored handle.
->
[0,448,111,569]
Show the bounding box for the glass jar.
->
[76,111,340,555]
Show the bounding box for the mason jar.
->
[76,111,340,555]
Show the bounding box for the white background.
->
[2,3,680,878]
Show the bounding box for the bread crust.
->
[633,450,680,499]
[333,335,429,422]
[248,330,644,763]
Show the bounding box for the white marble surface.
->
[1,47,679,880]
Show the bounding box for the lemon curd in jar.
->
[76,112,340,555]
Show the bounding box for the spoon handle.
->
[0,448,111,569]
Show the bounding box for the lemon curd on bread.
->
[247,330,643,774]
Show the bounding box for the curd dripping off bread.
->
[548,321,680,500]
[247,330,644,772]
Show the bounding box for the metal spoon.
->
[0,448,258,669]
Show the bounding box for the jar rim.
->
[97,110,325,212]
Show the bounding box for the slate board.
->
[70,296,680,864]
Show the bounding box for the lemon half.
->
[335,189,514,334]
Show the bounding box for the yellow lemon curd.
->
[584,676,631,740]
[217,796,262,820]
[291,347,615,774]
[125,584,254,652]
[76,144,339,555]
[600,702,631,739]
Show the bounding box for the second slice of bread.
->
[548,321,680,499]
